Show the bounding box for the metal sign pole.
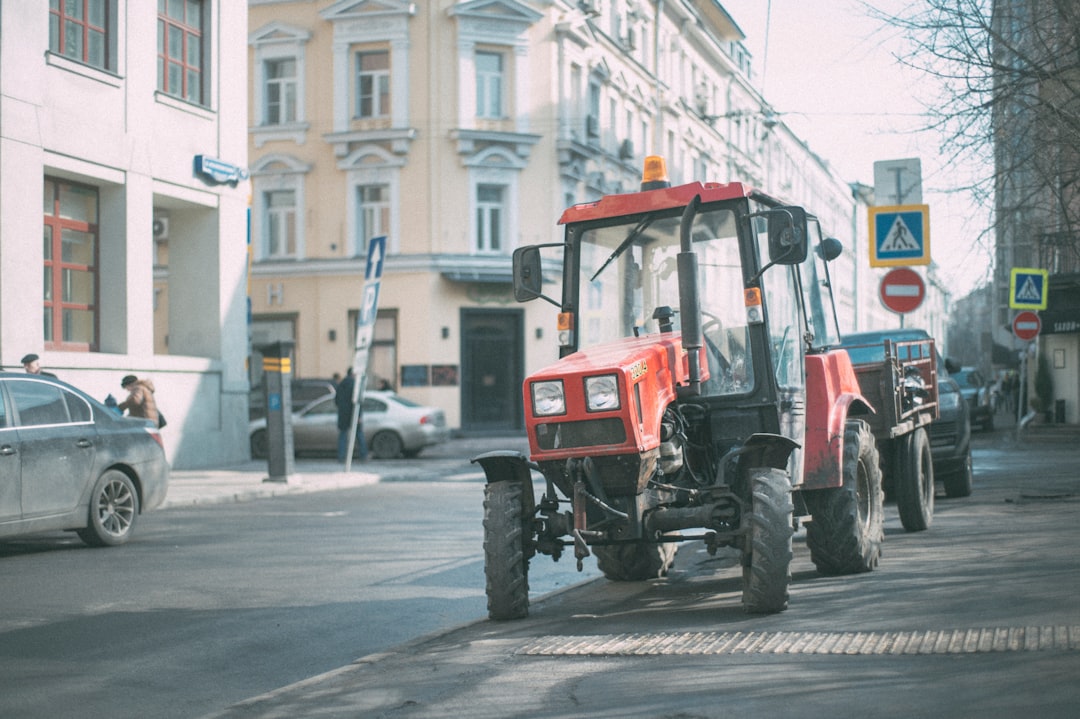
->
[344,236,386,472]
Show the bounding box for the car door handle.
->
[0,445,15,456]
[76,439,93,448]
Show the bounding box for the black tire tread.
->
[483,481,530,620]
[741,468,793,614]
[895,427,934,531]
[805,419,884,575]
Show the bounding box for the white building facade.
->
[0,1,251,468]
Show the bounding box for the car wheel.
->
[942,450,974,498]
[250,429,269,459]
[77,470,140,547]
[370,430,404,459]
[894,427,934,532]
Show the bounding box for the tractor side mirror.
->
[512,244,563,307]
[817,237,843,262]
[513,246,543,302]
[765,206,809,265]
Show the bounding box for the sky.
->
[720,0,995,298]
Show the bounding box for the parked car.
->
[948,366,994,431]
[837,329,973,497]
[0,372,170,546]
[249,389,450,460]
[248,378,337,419]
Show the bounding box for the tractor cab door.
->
[754,217,807,483]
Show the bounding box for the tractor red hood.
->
[523,333,708,460]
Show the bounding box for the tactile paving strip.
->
[517,626,1080,656]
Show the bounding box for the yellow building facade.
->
[246,0,885,433]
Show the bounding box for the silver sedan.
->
[0,372,170,546]
[249,389,450,460]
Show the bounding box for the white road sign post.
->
[346,235,386,471]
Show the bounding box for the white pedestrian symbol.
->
[880,215,918,252]
[1016,276,1042,302]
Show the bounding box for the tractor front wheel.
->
[741,468,794,614]
[483,480,531,620]
[805,419,884,575]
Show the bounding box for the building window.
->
[264,190,296,259]
[476,51,504,118]
[476,184,505,253]
[43,178,98,350]
[355,51,390,118]
[357,185,390,256]
[49,0,109,69]
[158,0,204,105]
[264,58,297,125]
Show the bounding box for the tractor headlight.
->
[585,374,620,412]
[531,380,566,416]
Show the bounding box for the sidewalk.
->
[161,434,529,509]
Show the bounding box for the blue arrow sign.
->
[868,205,930,267]
[1009,267,1048,310]
[365,235,386,281]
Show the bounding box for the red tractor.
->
[474,157,913,620]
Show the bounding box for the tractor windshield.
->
[576,205,753,395]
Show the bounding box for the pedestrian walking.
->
[335,368,368,462]
[118,374,161,427]
[21,353,56,377]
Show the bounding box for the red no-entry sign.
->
[1013,311,1041,340]
[879,267,925,314]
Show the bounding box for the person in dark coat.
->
[335,368,368,462]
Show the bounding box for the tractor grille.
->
[534,418,626,450]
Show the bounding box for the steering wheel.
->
[700,310,731,378]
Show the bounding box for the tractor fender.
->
[471,450,537,486]
[740,433,801,470]
[472,450,538,519]
[802,353,875,491]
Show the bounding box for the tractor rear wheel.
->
[805,419,884,575]
[741,468,793,614]
[894,427,934,531]
[483,480,531,620]
[594,541,675,581]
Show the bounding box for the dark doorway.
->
[461,309,523,432]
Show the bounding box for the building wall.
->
[246,0,948,433]
[0,1,251,469]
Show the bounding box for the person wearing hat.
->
[20,354,56,378]
[118,374,160,426]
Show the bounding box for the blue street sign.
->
[868,204,931,267]
[365,235,386,281]
[1009,267,1048,310]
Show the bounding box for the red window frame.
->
[158,0,204,104]
[49,0,109,69]
[43,179,99,352]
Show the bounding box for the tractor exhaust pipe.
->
[677,194,703,398]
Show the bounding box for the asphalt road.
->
[0,478,598,719]
[202,419,1080,719]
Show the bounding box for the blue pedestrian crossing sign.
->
[1009,267,1048,310]
[868,204,931,267]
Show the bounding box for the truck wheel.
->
[894,427,934,531]
[594,541,676,581]
[805,419,884,575]
[483,480,531,620]
[741,468,793,614]
[942,449,974,498]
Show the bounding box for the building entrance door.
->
[461,309,523,432]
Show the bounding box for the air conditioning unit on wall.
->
[153,216,169,242]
